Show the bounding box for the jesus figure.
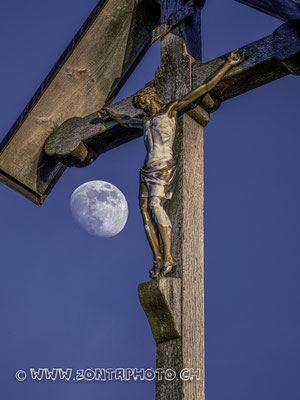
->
[133,50,244,278]
[44,49,244,279]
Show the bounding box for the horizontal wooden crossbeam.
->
[44,20,300,171]
[193,20,300,111]
[235,0,300,21]
[1,16,299,205]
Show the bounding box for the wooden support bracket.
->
[138,278,181,344]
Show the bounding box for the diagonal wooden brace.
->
[0,0,160,205]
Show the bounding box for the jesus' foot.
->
[149,257,163,279]
[161,256,176,277]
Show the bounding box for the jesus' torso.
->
[143,112,176,167]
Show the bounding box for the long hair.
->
[133,86,165,111]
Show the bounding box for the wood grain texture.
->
[43,85,209,168]
[144,114,205,400]
[139,3,205,398]
[179,114,204,400]
[44,95,145,166]
[156,31,192,103]
[235,0,300,21]
[156,339,183,400]
[44,20,300,170]
[151,0,195,44]
[138,278,181,344]
[0,0,158,205]
[193,21,300,111]
[156,0,203,60]
[163,113,205,400]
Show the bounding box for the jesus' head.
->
[133,86,165,116]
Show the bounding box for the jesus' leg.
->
[139,196,162,278]
[148,196,176,276]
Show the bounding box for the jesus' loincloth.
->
[139,113,177,200]
[139,160,176,199]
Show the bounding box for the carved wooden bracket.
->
[138,278,181,344]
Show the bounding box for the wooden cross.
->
[0,1,299,399]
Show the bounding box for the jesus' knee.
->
[148,196,171,228]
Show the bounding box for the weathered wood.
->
[5,2,298,206]
[142,112,205,400]
[44,95,145,166]
[156,0,204,61]
[0,0,159,205]
[151,0,196,44]
[180,115,204,400]
[156,339,183,400]
[140,114,205,400]
[44,20,300,168]
[43,88,210,166]
[193,20,300,111]
[138,278,181,344]
[138,2,206,399]
[165,113,205,400]
[235,0,300,21]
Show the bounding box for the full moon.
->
[70,181,128,237]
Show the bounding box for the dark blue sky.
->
[0,1,299,399]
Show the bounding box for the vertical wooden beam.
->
[177,114,205,400]
[148,113,205,400]
[138,1,207,399]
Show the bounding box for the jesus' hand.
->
[227,49,245,66]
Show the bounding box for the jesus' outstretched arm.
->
[167,49,245,113]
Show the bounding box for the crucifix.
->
[0,1,299,399]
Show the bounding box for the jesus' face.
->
[134,87,165,117]
[141,97,163,116]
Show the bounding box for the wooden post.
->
[138,1,208,399]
